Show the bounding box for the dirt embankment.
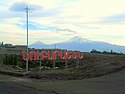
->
[29,53,125,80]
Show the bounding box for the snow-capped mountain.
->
[29,36,125,52]
[67,36,92,43]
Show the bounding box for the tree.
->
[111,50,113,53]
[1,42,3,47]
[4,44,13,48]
[13,55,18,66]
[90,49,101,53]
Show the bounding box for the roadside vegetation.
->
[0,42,125,80]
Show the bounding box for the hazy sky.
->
[0,0,125,45]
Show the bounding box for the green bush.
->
[3,54,18,66]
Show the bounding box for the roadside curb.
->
[0,71,25,77]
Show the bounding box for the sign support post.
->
[65,59,68,69]
[40,52,42,69]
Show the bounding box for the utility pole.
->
[54,44,56,50]
[26,6,29,74]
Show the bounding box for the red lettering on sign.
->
[22,50,84,61]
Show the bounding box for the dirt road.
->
[0,69,125,94]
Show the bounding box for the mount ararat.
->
[29,36,125,52]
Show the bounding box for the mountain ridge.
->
[29,36,125,52]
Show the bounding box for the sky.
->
[0,0,125,46]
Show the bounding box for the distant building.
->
[14,45,27,50]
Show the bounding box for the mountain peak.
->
[35,41,43,44]
[29,41,48,49]
[69,36,91,43]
